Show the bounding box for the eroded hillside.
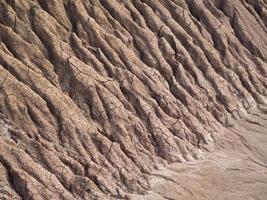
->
[0,0,266,199]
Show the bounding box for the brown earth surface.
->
[133,108,267,200]
[0,0,266,199]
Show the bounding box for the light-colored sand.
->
[133,109,267,200]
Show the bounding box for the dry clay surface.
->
[134,109,267,200]
[0,0,266,199]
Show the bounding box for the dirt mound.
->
[0,0,266,199]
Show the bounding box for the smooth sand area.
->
[134,109,267,200]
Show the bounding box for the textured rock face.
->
[0,0,266,199]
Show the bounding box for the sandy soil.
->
[133,108,267,200]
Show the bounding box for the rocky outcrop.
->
[0,0,266,199]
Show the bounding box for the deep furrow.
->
[97,0,221,128]
[139,0,236,115]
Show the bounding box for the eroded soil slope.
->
[0,0,266,199]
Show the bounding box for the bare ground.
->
[0,0,266,199]
[133,108,267,200]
